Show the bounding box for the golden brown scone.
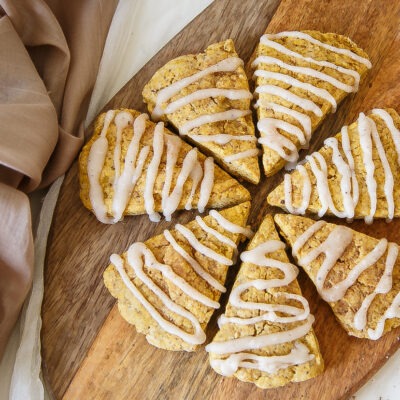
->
[268,109,400,221]
[104,202,252,351]
[275,214,400,339]
[206,215,323,388]
[79,109,250,223]
[142,39,260,184]
[249,30,371,176]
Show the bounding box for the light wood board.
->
[42,0,400,399]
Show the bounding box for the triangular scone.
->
[268,109,400,223]
[142,39,260,184]
[104,202,252,351]
[275,214,400,339]
[79,109,250,223]
[250,30,371,176]
[206,215,323,388]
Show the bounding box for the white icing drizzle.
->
[188,134,257,145]
[369,117,394,221]
[206,315,313,354]
[224,149,260,163]
[205,239,315,376]
[306,152,348,218]
[87,111,215,223]
[111,250,206,345]
[253,56,354,93]
[284,110,398,222]
[372,109,400,165]
[354,243,398,331]
[110,207,249,344]
[340,125,359,208]
[195,216,236,248]
[209,342,313,377]
[256,101,312,141]
[112,112,132,185]
[162,141,203,221]
[87,110,116,223]
[254,31,370,168]
[179,109,251,135]
[195,215,238,264]
[256,84,323,117]
[164,88,252,114]
[151,56,256,162]
[292,220,327,255]
[112,113,148,222]
[175,224,234,266]
[259,35,362,89]
[292,221,400,339]
[368,291,400,340]
[358,113,377,224]
[198,157,214,213]
[257,118,303,162]
[254,69,338,110]
[284,164,311,215]
[144,122,164,222]
[209,209,254,238]
[163,230,226,293]
[152,57,244,119]
[265,31,372,68]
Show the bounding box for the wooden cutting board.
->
[42,0,400,399]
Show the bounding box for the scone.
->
[250,30,371,176]
[268,109,400,223]
[104,202,252,351]
[206,215,323,388]
[79,109,250,223]
[275,214,400,339]
[142,39,260,184]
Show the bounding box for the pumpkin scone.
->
[250,30,371,176]
[104,202,252,351]
[268,109,400,223]
[142,39,260,184]
[275,214,400,339]
[206,215,323,388]
[79,109,251,223]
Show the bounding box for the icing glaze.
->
[260,35,362,89]
[179,109,251,135]
[151,55,256,162]
[189,134,257,145]
[265,31,371,68]
[152,57,244,119]
[254,31,370,167]
[206,239,315,376]
[87,111,216,223]
[224,149,260,163]
[110,208,248,345]
[293,220,400,339]
[284,110,399,222]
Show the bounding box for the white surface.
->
[1,0,399,399]
[10,177,64,400]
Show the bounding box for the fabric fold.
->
[0,0,118,360]
[0,184,33,358]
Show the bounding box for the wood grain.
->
[42,0,400,399]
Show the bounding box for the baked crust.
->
[79,109,251,219]
[142,40,260,184]
[268,108,400,219]
[250,30,370,176]
[104,202,251,351]
[208,215,323,388]
[275,214,400,338]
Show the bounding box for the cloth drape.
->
[0,0,118,359]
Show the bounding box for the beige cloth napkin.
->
[0,0,118,359]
